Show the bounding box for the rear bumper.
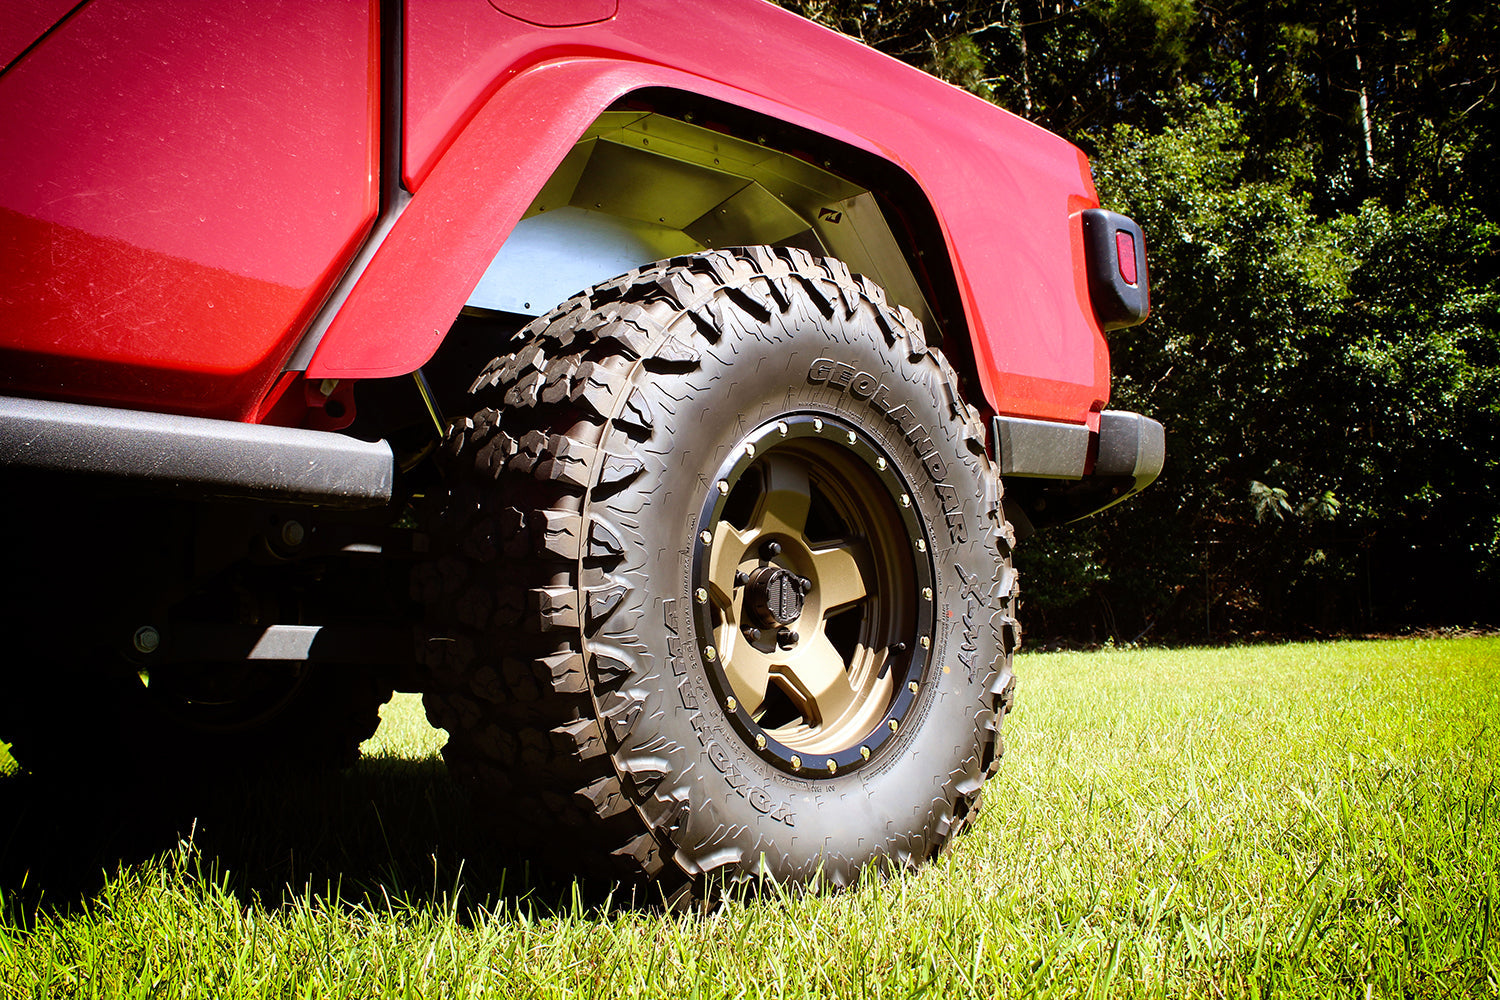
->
[993,409,1164,531]
[0,395,394,507]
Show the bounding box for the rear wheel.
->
[417,247,1020,896]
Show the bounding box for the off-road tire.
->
[416,247,1019,896]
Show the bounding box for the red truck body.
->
[2,0,1108,428]
[0,0,1161,893]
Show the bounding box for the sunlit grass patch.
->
[1,639,1496,998]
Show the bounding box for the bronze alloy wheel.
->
[693,414,934,775]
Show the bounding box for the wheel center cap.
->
[746,566,805,627]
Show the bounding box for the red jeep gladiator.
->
[0,0,1160,896]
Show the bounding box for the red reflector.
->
[1116,231,1137,285]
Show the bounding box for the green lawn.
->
[2,638,1497,998]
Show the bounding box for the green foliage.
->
[780,0,1500,639]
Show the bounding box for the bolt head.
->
[132,626,160,655]
[813,419,824,432]
[920,636,931,649]
[734,571,750,588]
[797,576,813,594]
[760,539,782,560]
[756,733,767,749]
[876,457,887,470]
[778,421,789,435]
[725,696,738,713]
[280,520,305,547]
[717,479,729,495]
[908,681,920,694]
[700,530,713,545]
[790,755,802,770]
[900,494,911,508]
[916,539,927,552]
[826,759,838,774]
[695,587,708,604]
[777,628,798,649]
[888,719,899,733]
[860,745,871,760]
[704,645,718,661]
[743,626,762,642]
[922,587,933,601]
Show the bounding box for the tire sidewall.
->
[589,273,1010,883]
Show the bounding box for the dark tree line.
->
[780,0,1499,641]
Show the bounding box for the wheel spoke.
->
[751,453,812,540]
[776,632,857,726]
[810,538,870,610]
[723,642,775,717]
[706,520,753,606]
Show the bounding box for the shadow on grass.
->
[0,753,621,925]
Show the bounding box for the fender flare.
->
[306,57,906,381]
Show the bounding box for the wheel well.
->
[450,88,984,415]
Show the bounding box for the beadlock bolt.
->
[826,759,838,774]
[756,733,767,749]
[695,588,708,604]
[717,479,729,495]
[700,530,713,545]
[704,645,718,661]
[876,457,887,470]
[920,636,931,649]
[900,494,911,507]
[725,696,737,713]
[916,539,927,552]
[860,746,871,760]
[790,755,802,771]
[888,719,900,733]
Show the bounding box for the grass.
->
[1,637,1497,997]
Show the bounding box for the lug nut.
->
[760,540,782,560]
[777,628,798,649]
[743,626,762,643]
[734,570,750,588]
